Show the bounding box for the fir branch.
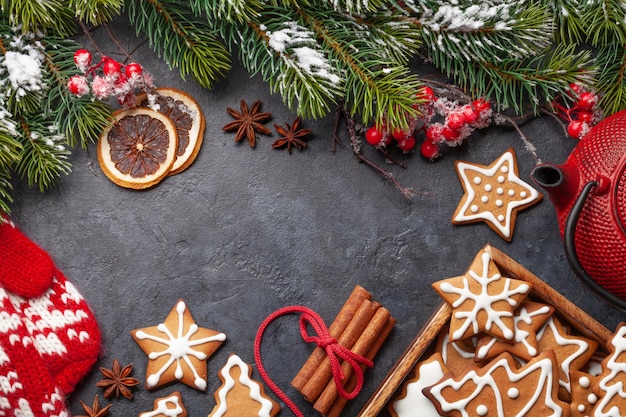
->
[0,0,75,35]
[595,44,626,115]
[17,118,71,192]
[124,0,231,89]
[581,0,626,45]
[0,131,21,167]
[0,166,12,215]
[550,0,586,44]
[189,0,263,23]
[418,1,554,67]
[69,0,124,27]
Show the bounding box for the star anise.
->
[77,395,112,417]
[95,359,140,400]
[272,117,313,154]
[223,99,272,148]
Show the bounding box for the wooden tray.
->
[357,244,612,417]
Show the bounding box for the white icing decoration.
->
[442,251,530,341]
[476,404,488,415]
[497,214,505,222]
[496,187,504,195]
[508,387,519,398]
[440,332,476,364]
[392,358,446,417]
[428,355,563,416]
[471,205,479,213]
[473,176,482,184]
[135,300,226,389]
[139,394,185,417]
[579,376,590,388]
[496,199,503,207]
[578,404,585,412]
[593,326,626,416]
[481,196,489,203]
[453,150,541,239]
[212,354,275,417]
[588,393,597,404]
[508,189,515,196]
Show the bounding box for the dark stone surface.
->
[10,16,625,417]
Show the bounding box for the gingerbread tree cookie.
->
[131,299,226,390]
[591,323,626,416]
[452,148,542,241]
[208,354,280,417]
[432,249,532,342]
[425,351,568,417]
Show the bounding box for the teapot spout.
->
[531,163,581,212]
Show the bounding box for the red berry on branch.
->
[460,105,478,124]
[73,49,92,71]
[425,124,443,143]
[446,111,466,131]
[420,140,441,160]
[567,120,585,139]
[365,126,390,147]
[103,58,122,76]
[441,126,460,142]
[125,62,143,78]
[67,75,89,96]
[577,91,597,111]
[568,82,583,97]
[577,111,594,123]
[397,136,416,152]
[416,86,436,102]
[392,128,408,141]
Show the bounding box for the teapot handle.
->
[564,181,626,310]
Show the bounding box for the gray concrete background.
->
[10,16,625,417]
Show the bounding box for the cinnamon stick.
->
[324,316,396,417]
[291,285,372,391]
[313,306,393,415]
[299,298,380,402]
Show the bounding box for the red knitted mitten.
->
[0,287,69,417]
[0,217,53,298]
[0,218,101,395]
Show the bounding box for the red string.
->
[254,305,374,417]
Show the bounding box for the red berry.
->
[392,128,408,141]
[460,105,478,124]
[577,91,597,111]
[397,136,416,152]
[569,82,583,97]
[365,126,388,147]
[441,126,460,142]
[577,111,594,123]
[103,58,122,76]
[73,49,92,69]
[125,62,143,78]
[446,111,466,131]
[420,140,441,160]
[567,120,584,139]
[67,75,89,96]
[425,124,443,143]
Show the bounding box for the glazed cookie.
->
[139,392,187,417]
[424,351,568,417]
[536,316,598,400]
[131,299,226,390]
[475,300,554,362]
[432,249,532,342]
[208,354,280,417]
[389,352,448,417]
[452,148,542,241]
[590,322,626,416]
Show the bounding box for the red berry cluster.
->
[551,83,601,140]
[67,49,154,107]
[363,86,492,161]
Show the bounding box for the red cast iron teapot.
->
[531,109,626,310]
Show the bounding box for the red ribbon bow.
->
[254,305,374,417]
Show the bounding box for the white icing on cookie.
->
[592,325,626,416]
[139,393,185,417]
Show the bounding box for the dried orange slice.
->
[138,87,205,175]
[97,107,178,189]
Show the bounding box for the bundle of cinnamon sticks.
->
[291,285,395,417]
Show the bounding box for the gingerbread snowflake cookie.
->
[452,148,542,241]
[432,248,532,342]
[131,299,226,390]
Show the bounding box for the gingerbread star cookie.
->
[432,248,532,342]
[452,148,542,241]
[139,392,187,417]
[132,299,226,390]
[590,322,626,416]
[208,354,280,417]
